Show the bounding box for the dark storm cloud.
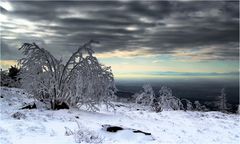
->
[1,1,239,60]
[1,42,20,60]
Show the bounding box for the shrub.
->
[181,99,193,111]
[65,122,103,143]
[135,84,154,106]
[135,85,184,112]
[156,86,183,110]
[18,40,116,110]
[217,88,228,112]
[194,101,208,111]
[0,66,21,88]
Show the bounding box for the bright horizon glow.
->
[0,58,238,80]
[114,74,238,81]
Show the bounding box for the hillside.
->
[0,87,239,144]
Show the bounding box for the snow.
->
[0,87,239,144]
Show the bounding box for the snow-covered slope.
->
[0,87,239,144]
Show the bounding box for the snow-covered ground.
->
[0,87,239,144]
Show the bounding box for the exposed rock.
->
[20,103,36,110]
[106,126,123,132]
[11,112,26,119]
[54,101,69,110]
[133,130,151,135]
[102,124,152,136]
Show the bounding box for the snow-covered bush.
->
[11,112,26,119]
[135,84,154,106]
[156,86,183,110]
[217,88,228,112]
[65,122,103,143]
[74,128,103,143]
[194,101,208,111]
[151,99,162,112]
[0,66,21,88]
[194,101,201,110]
[135,85,184,112]
[18,40,116,110]
[180,99,193,111]
[1,70,12,87]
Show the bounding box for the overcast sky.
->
[0,0,239,79]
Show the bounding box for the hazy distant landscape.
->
[116,78,239,104]
[116,78,239,113]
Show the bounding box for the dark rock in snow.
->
[11,112,26,119]
[54,102,69,110]
[106,126,123,132]
[133,130,151,135]
[102,124,152,136]
[20,103,37,110]
[115,104,127,107]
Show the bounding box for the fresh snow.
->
[0,87,239,144]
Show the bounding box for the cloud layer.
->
[1,1,239,61]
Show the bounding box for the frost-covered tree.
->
[217,88,227,112]
[194,101,202,111]
[157,86,183,110]
[0,69,12,87]
[193,101,208,111]
[18,40,116,110]
[181,99,193,111]
[151,98,162,112]
[135,84,154,106]
[8,65,20,80]
[0,67,20,88]
[135,85,183,111]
